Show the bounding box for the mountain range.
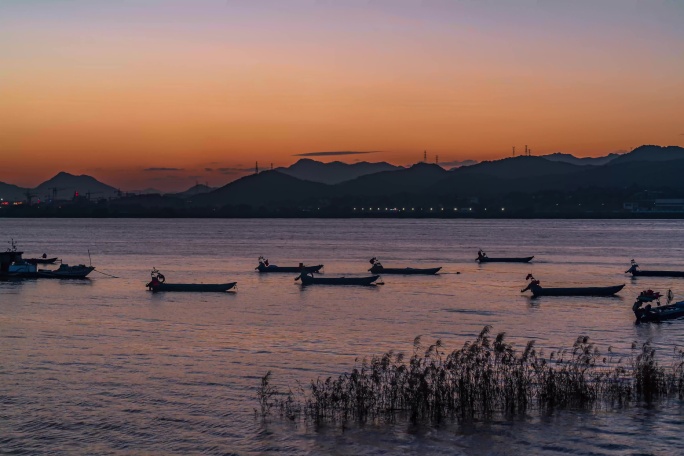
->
[2,146,683,211]
[191,145,684,209]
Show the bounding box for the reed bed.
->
[257,326,684,425]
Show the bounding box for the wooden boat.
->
[149,282,236,293]
[296,272,379,286]
[256,256,323,273]
[521,275,623,297]
[525,284,624,297]
[25,257,58,265]
[477,250,533,263]
[625,260,684,277]
[368,257,440,275]
[633,290,684,323]
[146,269,236,293]
[37,264,94,278]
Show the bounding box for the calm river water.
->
[2,218,684,455]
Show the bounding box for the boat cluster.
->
[4,240,683,324]
[0,240,94,279]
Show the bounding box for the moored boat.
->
[477,250,533,263]
[368,257,441,275]
[0,241,93,279]
[256,256,323,273]
[521,274,624,297]
[146,268,236,293]
[296,271,379,286]
[150,282,237,293]
[625,260,684,278]
[633,289,684,323]
[37,264,94,278]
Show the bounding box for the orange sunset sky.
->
[1,0,683,191]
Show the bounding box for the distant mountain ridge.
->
[540,152,620,166]
[609,145,684,165]
[192,145,684,208]
[173,183,215,197]
[1,145,684,205]
[276,158,402,184]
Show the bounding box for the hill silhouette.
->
[173,183,215,197]
[456,156,584,179]
[0,182,28,202]
[34,172,119,200]
[277,159,401,184]
[609,145,684,165]
[196,171,329,207]
[335,162,448,196]
[541,152,620,166]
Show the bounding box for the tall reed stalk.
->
[259,327,684,425]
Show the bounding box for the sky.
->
[1,0,683,191]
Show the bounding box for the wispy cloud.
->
[143,167,184,172]
[293,151,381,157]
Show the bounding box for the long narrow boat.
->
[625,261,684,277]
[149,282,237,293]
[297,272,379,286]
[256,257,323,273]
[146,269,236,293]
[521,275,623,297]
[477,250,533,263]
[256,264,324,273]
[525,284,624,297]
[368,257,440,275]
[369,265,441,275]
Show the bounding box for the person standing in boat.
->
[521,274,541,292]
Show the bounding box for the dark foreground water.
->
[2,218,684,455]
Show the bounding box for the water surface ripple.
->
[2,219,684,454]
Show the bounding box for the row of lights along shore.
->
[352,207,505,211]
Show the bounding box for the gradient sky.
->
[1,0,683,191]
